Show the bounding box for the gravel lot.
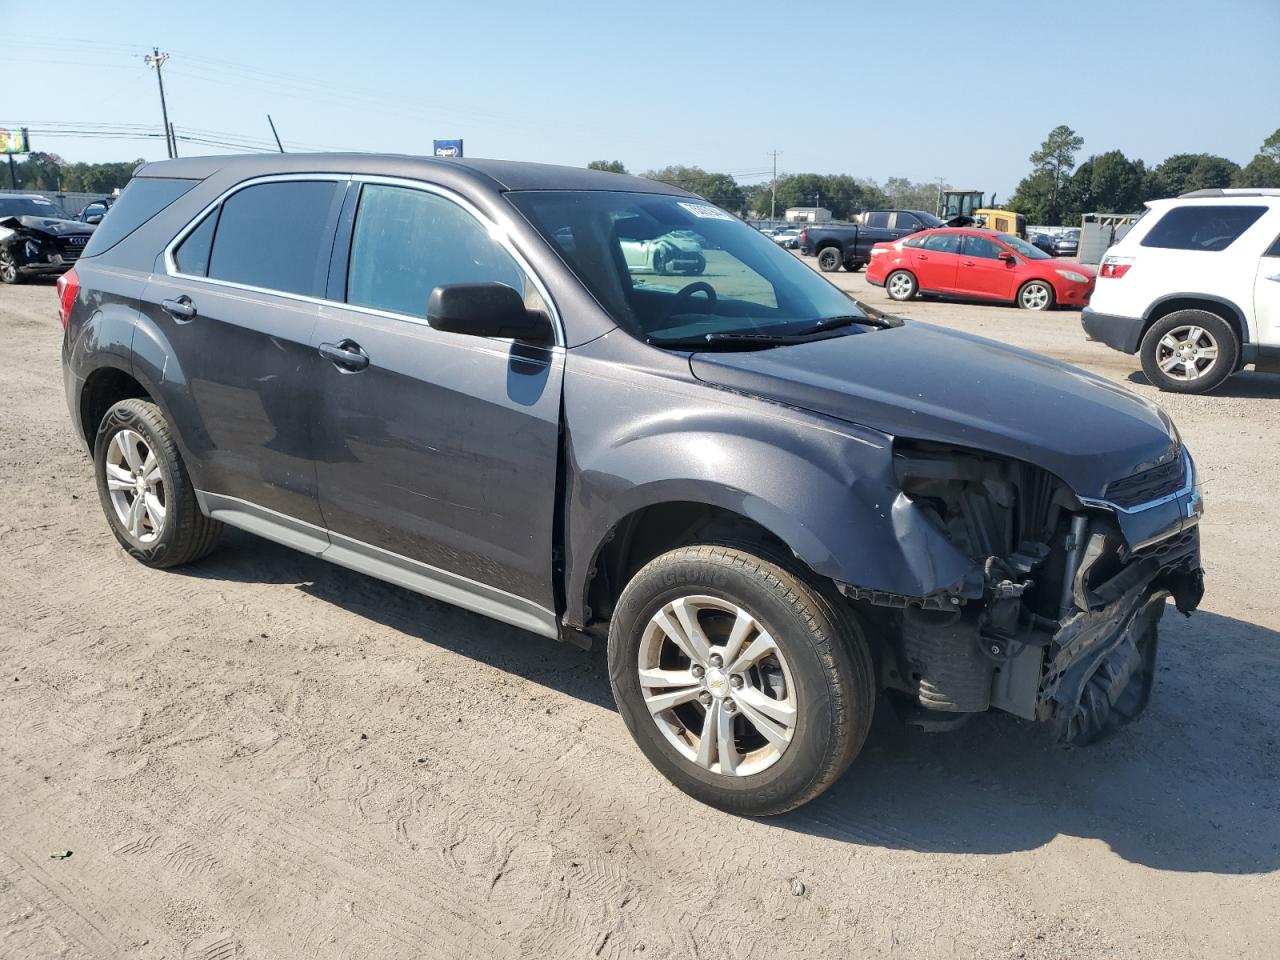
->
[1,268,1277,960]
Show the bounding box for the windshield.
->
[507,190,866,344]
[998,233,1050,260]
[0,197,66,219]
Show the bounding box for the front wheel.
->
[1017,279,1054,311]
[1139,309,1236,394]
[816,247,842,272]
[0,250,23,284]
[608,545,874,816]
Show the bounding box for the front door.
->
[958,233,1018,300]
[141,178,346,528]
[310,182,565,630]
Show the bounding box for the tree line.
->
[1009,125,1280,226]
[588,160,943,220]
[4,153,141,194]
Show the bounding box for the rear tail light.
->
[1099,257,1132,279]
[56,268,79,329]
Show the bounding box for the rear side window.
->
[206,181,341,296]
[922,233,963,254]
[1141,205,1266,252]
[81,177,197,257]
[864,211,890,228]
[346,184,525,317]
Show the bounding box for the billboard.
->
[0,127,30,155]
[433,139,463,158]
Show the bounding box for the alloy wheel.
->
[1020,282,1051,310]
[887,272,914,299]
[104,429,166,543]
[0,253,16,283]
[1155,324,1220,382]
[637,595,797,777]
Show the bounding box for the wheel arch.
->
[1142,295,1249,366]
[79,363,153,450]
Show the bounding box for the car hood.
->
[0,215,96,239]
[688,321,1177,497]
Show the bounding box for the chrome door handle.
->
[318,339,370,372]
[1266,273,1280,283]
[161,296,196,321]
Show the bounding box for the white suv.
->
[1082,189,1280,393]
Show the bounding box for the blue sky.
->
[2,0,1277,199]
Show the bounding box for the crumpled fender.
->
[562,368,976,626]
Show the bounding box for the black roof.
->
[134,153,693,196]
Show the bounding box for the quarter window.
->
[1140,205,1266,252]
[206,180,341,296]
[173,210,217,277]
[1264,232,1280,258]
[346,184,526,318]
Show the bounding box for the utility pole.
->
[145,48,174,159]
[768,149,781,222]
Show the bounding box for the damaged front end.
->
[0,216,93,281]
[841,439,1204,745]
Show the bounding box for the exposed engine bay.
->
[0,215,94,280]
[842,439,1204,745]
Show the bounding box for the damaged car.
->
[61,155,1204,816]
[0,193,96,284]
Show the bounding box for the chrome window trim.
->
[1078,447,1195,515]
[161,172,565,347]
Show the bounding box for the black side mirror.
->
[427,282,553,344]
[997,251,1015,264]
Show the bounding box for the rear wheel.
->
[1139,309,1236,394]
[93,398,222,568]
[816,247,842,272]
[608,545,874,816]
[1017,279,1054,311]
[885,269,917,301]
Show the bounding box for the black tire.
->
[0,250,23,285]
[844,260,865,273]
[607,544,875,816]
[1017,279,1055,311]
[885,269,917,301]
[816,247,843,272]
[93,398,222,568]
[1139,309,1237,394]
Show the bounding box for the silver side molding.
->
[195,491,560,640]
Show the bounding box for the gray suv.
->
[61,155,1205,815]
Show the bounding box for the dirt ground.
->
[1,268,1277,960]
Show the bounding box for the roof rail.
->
[1178,187,1280,198]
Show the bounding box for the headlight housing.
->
[1055,269,1089,283]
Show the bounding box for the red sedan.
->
[864,227,1096,310]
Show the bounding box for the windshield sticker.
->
[678,202,734,221]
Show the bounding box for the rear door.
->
[908,232,962,292]
[1256,230,1280,347]
[142,177,346,529]
[308,180,565,632]
[958,233,1017,300]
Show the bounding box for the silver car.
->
[620,229,706,275]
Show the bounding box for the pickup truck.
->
[800,209,944,272]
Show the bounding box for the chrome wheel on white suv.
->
[1140,309,1236,394]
